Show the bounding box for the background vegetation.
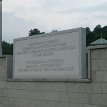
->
[2,24,107,55]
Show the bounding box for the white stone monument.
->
[13,28,86,81]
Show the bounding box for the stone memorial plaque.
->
[13,28,86,81]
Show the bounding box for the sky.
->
[2,0,107,43]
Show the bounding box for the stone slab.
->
[13,28,87,81]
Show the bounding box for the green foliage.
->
[2,41,13,55]
[102,26,107,40]
[29,28,45,36]
[93,24,102,39]
[2,25,107,55]
[86,31,96,46]
[86,25,107,46]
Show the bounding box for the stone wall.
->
[0,46,107,107]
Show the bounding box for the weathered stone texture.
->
[0,46,107,107]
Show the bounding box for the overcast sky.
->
[2,0,107,43]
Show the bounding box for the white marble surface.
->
[13,28,86,80]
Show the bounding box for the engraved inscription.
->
[18,59,74,73]
[16,37,76,73]
[13,29,86,79]
[16,38,75,57]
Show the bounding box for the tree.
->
[93,24,102,39]
[2,41,13,55]
[86,27,96,46]
[102,26,107,40]
[2,25,107,54]
[86,27,90,35]
[86,32,96,46]
[86,25,107,46]
[29,28,45,36]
